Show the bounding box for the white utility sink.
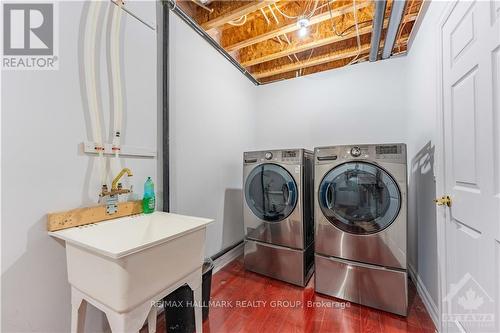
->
[50,211,214,333]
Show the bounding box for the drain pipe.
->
[382,0,407,59]
[369,0,386,62]
[84,1,107,190]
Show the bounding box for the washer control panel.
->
[244,149,304,164]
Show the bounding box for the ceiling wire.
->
[112,0,155,30]
[337,20,373,36]
[282,29,299,64]
[283,26,297,63]
[328,1,372,37]
[282,33,292,45]
[272,3,300,19]
[327,0,342,36]
[260,8,271,25]
[297,48,315,77]
[314,0,339,15]
[276,35,284,46]
[228,15,247,26]
[307,49,315,62]
[263,0,409,81]
[304,0,312,15]
[273,0,321,20]
[268,5,280,24]
[257,0,368,80]
[307,0,319,18]
[347,0,362,65]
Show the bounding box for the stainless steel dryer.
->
[314,144,408,315]
[243,149,314,286]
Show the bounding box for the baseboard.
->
[212,242,244,274]
[408,263,440,330]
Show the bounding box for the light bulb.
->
[297,17,310,38]
[299,26,308,37]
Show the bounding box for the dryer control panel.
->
[315,144,406,164]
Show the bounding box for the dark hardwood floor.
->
[143,256,436,333]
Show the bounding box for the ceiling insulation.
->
[174,0,425,84]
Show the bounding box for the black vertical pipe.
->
[162,3,170,212]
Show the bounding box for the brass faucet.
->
[100,168,133,214]
[112,167,133,191]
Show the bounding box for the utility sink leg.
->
[105,300,153,333]
[71,289,87,333]
[194,284,203,333]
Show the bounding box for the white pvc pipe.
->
[84,1,107,187]
[84,3,98,143]
[110,1,124,179]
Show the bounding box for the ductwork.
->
[382,0,407,59]
[369,0,386,62]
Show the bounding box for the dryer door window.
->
[245,163,298,222]
[319,162,401,235]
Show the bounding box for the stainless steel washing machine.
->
[243,149,314,286]
[314,144,408,315]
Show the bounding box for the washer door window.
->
[319,162,401,234]
[245,163,298,222]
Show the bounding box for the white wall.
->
[168,13,257,257]
[254,57,409,150]
[405,0,450,322]
[1,2,157,332]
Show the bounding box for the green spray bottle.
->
[142,177,156,214]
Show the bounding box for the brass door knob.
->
[434,195,452,207]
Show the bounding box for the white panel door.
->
[440,1,500,332]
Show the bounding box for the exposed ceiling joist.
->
[241,13,417,68]
[254,46,371,79]
[253,36,409,79]
[224,1,372,52]
[201,0,278,31]
[241,27,371,67]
